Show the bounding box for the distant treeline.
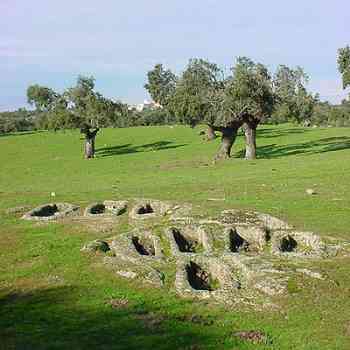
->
[269,99,350,127]
[2,99,350,135]
[0,108,177,134]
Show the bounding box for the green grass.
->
[1,124,350,349]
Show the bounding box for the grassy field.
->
[1,124,350,349]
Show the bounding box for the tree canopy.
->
[273,65,316,124]
[338,46,350,90]
[168,58,224,128]
[27,85,58,111]
[144,64,176,107]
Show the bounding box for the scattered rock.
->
[47,275,64,284]
[107,298,129,309]
[6,205,31,214]
[296,268,324,280]
[117,270,137,279]
[306,188,317,195]
[255,278,286,296]
[81,240,110,253]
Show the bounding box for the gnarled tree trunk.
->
[213,125,239,161]
[243,122,257,160]
[81,127,99,159]
[206,125,217,141]
[85,138,95,159]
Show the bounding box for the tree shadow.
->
[0,286,214,350]
[235,136,350,159]
[96,141,187,158]
[0,131,45,138]
[256,127,311,139]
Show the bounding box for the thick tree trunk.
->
[82,127,99,159]
[206,125,217,141]
[214,127,238,161]
[243,122,257,160]
[91,138,96,155]
[85,138,94,159]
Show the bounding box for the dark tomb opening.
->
[185,261,218,291]
[229,229,249,252]
[90,203,106,214]
[172,228,199,253]
[132,236,155,256]
[33,204,59,217]
[280,235,298,252]
[137,204,154,215]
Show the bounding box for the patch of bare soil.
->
[107,298,129,309]
[69,216,116,234]
[176,314,214,326]
[134,312,166,330]
[233,330,268,344]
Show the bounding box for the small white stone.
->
[306,189,316,195]
[117,270,137,279]
[296,269,324,280]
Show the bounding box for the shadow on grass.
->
[0,131,45,138]
[0,286,214,350]
[235,136,350,159]
[257,127,311,139]
[96,141,187,158]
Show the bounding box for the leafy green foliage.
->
[225,57,274,126]
[169,58,224,127]
[23,76,131,131]
[144,64,176,106]
[337,46,350,89]
[66,75,96,116]
[0,109,35,134]
[27,85,58,111]
[310,100,350,127]
[273,65,316,123]
[169,57,275,130]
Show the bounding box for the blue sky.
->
[0,0,348,111]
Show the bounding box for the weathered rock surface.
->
[6,205,32,214]
[81,239,110,253]
[42,198,347,307]
[22,203,78,221]
[129,199,172,220]
[84,200,128,217]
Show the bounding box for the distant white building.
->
[135,100,163,112]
